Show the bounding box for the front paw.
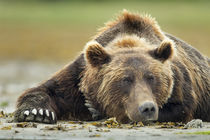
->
[14,108,57,124]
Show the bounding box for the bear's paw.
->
[14,107,57,124]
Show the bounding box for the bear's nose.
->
[139,102,157,120]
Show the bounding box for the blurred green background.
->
[0,0,210,63]
[0,0,210,112]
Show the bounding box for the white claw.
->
[85,100,90,103]
[24,110,30,116]
[46,109,49,117]
[88,108,97,113]
[39,109,43,115]
[51,112,55,120]
[84,103,92,108]
[32,109,37,115]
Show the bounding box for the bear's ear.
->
[154,40,174,62]
[85,41,111,67]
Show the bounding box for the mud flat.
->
[0,113,210,140]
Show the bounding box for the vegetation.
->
[0,0,209,62]
[187,131,210,135]
[0,101,8,108]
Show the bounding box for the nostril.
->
[151,107,155,112]
[143,108,149,113]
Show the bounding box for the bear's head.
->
[80,37,175,123]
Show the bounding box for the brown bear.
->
[14,10,210,124]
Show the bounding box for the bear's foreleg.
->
[14,54,93,123]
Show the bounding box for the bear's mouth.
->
[126,113,158,123]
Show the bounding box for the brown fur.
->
[14,10,210,124]
[96,10,164,42]
[114,37,138,48]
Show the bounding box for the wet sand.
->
[0,115,210,140]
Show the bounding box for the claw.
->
[51,112,55,120]
[46,109,49,117]
[39,109,43,115]
[88,107,97,113]
[32,109,37,115]
[84,103,92,108]
[24,110,30,116]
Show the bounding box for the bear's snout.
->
[139,102,158,121]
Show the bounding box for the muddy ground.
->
[1,114,210,140]
[0,61,210,140]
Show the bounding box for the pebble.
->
[184,119,203,129]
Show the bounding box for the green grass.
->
[1,1,210,27]
[177,131,210,135]
[187,131,210,135]
[0,1,209,62]
[0,101,9,108]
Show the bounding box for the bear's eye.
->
[145,74,155,83]
[122,77,133,84]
